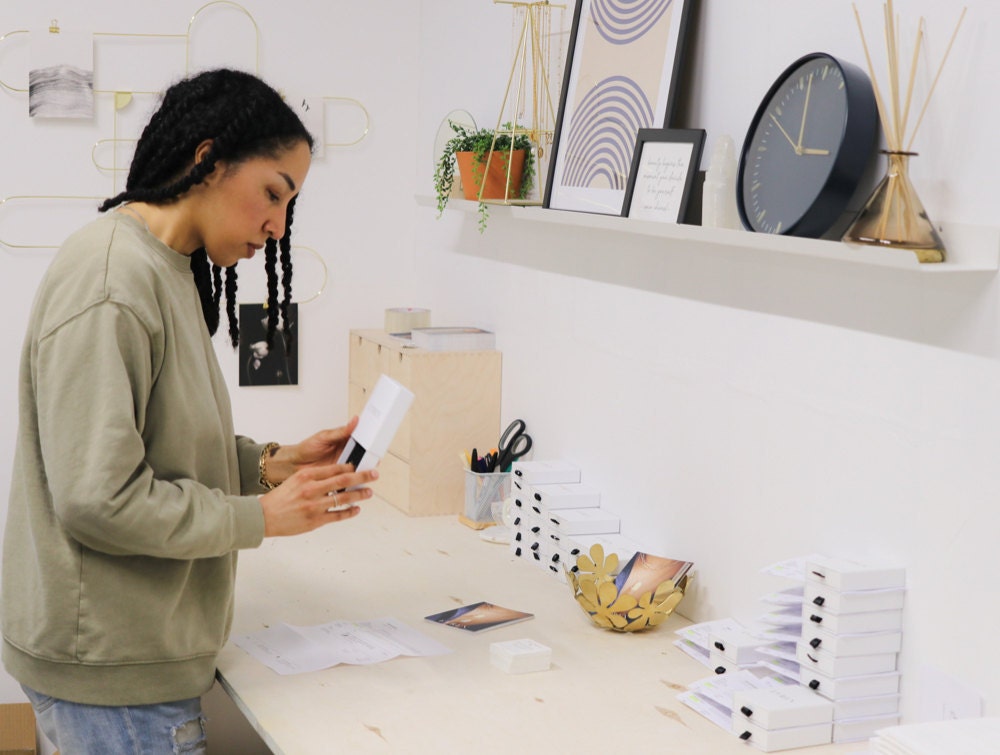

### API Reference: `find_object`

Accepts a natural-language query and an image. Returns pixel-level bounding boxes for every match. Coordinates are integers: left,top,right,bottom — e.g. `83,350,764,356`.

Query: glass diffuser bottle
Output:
842,150,945,263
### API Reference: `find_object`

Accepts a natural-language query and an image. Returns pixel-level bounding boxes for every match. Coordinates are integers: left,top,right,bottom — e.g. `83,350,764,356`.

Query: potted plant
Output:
433,121,536,232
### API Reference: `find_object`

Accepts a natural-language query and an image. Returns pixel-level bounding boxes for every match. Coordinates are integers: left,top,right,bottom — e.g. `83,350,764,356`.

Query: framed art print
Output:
622,128,705,223
543,0,696,216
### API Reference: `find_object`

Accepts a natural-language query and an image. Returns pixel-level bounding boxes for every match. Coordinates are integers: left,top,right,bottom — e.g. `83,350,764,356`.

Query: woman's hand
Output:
259,462,377,537
264,418,360,485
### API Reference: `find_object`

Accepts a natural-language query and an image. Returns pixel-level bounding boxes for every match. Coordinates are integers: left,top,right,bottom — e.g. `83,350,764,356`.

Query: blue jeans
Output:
21,685,207,754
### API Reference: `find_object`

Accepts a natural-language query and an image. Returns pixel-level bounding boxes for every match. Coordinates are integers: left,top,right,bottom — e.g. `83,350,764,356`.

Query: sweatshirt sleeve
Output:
34,300,266,559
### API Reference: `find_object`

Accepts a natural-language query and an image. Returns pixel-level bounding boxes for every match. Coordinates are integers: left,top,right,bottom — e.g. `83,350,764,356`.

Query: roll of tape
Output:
385,307,431,333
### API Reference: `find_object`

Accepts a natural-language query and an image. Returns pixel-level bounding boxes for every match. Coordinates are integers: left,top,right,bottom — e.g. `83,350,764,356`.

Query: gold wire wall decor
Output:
0,2,369,269
844,1,967,263
481,0,566,206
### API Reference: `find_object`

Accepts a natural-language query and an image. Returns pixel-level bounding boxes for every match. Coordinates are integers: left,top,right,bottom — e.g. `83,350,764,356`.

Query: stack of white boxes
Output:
508,460,638,579
731,685,835,752
797,556,905,743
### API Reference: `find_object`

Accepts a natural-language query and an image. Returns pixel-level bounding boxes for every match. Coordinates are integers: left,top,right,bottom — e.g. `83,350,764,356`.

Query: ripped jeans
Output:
21,685,207,754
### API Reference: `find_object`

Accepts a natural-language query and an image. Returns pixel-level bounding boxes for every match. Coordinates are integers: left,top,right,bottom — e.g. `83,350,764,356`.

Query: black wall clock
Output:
737,52,879,238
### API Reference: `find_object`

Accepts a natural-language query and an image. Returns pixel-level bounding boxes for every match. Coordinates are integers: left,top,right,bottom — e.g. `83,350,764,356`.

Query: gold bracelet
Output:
258,442,280,490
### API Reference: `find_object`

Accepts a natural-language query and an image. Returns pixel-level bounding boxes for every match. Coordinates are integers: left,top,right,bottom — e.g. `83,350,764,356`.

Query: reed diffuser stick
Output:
905,6,967,151
852,4,896,150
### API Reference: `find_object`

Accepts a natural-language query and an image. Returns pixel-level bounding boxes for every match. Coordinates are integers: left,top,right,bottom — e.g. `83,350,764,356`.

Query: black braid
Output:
263,240,280,349
278,197,296,355
224,266,239,348
98,69,313,345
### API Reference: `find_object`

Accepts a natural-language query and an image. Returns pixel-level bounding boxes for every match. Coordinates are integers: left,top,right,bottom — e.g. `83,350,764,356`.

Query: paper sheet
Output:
233,617,451,675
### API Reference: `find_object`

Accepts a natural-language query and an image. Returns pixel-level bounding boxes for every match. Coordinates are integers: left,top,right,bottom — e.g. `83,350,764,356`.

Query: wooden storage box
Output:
348,329,501,516
0,703,37,755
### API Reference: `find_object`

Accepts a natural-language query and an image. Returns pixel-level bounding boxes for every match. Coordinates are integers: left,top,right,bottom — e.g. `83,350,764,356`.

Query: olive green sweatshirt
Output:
2,211,267,706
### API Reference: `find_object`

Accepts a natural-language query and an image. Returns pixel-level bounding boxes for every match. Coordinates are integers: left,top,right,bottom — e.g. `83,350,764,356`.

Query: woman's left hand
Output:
265,417,359,486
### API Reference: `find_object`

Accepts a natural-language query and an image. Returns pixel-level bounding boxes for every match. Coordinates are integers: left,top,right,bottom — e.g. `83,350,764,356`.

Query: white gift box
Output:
733,685,834,730
796,643,897,678
801,627,903,657
833,713,901,743
710,627,770,666
529,482,601,510
800,669,901,701
802,605,903,634
544,507,620,536
804,584,905,614
490,638,551,674
832,693,900,720
805,556,905,592
511,460,581,485
735,721,833,752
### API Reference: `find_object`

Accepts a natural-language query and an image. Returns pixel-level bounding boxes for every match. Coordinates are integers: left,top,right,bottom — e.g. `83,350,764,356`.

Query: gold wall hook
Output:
323,97,372,148
0,195,104,249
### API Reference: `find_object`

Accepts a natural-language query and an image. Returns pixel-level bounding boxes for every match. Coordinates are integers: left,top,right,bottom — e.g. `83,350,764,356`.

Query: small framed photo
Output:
621,128,705,223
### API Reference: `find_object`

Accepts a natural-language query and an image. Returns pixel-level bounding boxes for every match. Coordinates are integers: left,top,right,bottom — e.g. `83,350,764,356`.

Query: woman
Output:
1,69,374,753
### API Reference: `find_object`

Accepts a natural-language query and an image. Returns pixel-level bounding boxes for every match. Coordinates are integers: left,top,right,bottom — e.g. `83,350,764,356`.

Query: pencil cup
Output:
464,470,511,523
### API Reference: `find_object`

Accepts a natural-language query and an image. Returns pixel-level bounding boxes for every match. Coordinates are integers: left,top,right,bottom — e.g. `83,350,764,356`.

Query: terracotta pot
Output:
455,149,526,202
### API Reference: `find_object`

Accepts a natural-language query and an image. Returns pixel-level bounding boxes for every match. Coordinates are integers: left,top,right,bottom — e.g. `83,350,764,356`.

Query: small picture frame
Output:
621,128,705,224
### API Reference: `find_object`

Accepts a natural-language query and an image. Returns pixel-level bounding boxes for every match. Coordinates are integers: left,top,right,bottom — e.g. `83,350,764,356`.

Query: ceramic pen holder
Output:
566,545,690,632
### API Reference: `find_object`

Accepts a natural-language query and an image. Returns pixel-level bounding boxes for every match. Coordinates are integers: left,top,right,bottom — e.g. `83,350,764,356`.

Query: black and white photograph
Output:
28,29,94,119
239,302,299,386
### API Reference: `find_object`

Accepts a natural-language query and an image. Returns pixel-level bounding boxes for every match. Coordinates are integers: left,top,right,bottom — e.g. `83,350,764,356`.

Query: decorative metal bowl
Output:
565,544,691,632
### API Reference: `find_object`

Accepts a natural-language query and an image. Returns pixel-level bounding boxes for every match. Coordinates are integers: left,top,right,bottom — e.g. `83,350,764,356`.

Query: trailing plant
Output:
433,121,536,232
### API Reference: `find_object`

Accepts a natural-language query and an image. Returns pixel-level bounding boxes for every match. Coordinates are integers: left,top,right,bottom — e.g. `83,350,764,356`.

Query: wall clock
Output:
737,52,879,238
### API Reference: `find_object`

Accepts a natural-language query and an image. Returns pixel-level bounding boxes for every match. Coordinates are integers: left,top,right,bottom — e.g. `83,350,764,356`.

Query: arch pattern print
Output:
590,0,674,45
543,0,694,215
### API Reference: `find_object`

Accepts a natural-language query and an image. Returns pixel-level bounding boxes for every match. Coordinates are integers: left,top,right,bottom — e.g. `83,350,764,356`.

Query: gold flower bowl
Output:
565,545,690,632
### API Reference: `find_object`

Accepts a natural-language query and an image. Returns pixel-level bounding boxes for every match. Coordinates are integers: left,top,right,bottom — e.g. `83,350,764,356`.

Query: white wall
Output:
1,0,998,745
412,0,1000,725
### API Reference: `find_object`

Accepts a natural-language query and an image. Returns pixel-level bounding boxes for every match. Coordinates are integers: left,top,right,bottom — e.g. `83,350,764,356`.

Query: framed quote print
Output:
543,0,696,216
621,128,705,223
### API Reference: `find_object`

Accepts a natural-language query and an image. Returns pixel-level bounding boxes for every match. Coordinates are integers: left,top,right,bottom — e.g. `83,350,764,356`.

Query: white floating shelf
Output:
418,195,999,274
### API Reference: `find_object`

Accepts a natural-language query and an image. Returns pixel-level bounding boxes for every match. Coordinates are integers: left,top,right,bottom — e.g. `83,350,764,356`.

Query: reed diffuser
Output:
843,1,966,263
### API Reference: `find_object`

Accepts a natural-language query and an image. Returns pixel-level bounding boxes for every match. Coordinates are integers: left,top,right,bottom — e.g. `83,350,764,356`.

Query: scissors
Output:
493,419,532,472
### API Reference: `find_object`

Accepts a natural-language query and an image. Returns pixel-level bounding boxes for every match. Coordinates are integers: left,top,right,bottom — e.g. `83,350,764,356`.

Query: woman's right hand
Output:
258,463,377,537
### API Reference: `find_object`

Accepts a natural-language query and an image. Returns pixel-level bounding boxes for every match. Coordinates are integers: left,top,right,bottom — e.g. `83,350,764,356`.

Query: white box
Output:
802,627,903,657
802,606,903,634
735,721,833,752
555,532,643,565
801,670,901,701
796,643,897,678
805,584,905,614
511,460,581,485
833,713,901,743
544,507,620,536
805,556,906,592
490,638,551,674
710,627,770,666
529,482,601,510
337,373,414,473
733,686,834,729
832,694,900,720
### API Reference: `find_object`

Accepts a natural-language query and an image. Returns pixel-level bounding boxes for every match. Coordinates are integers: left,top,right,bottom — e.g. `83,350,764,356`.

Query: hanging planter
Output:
455,148,526,203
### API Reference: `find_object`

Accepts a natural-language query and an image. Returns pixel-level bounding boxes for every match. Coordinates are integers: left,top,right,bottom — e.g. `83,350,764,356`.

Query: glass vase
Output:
842,151,945,263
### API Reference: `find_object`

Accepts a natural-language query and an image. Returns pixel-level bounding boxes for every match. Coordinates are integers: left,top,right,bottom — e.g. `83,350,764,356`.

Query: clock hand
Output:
768,113,801,154
796,72,814,152
800,147,831,156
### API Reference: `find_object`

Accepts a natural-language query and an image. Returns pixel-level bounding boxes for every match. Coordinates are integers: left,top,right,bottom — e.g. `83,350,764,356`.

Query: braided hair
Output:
99,68,313,348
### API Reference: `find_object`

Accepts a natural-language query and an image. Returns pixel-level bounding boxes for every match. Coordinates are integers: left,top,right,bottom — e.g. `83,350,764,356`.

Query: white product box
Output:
833,713,901,743
555,533,644,567
805,556,906,592
709,653,739,676
544,507,620,536
511,460,581,485
490,638,551,674
796,644,897,678
802,606,903,634
832,694,900,720
735,721,833,752
529,482,601,510
805,584,906,614
801,627,903,657
710,627,770,666
733,686,834,730
801,670,901,701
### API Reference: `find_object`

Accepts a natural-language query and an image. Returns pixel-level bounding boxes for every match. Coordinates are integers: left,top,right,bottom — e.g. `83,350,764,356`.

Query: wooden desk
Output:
216,499,856,754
